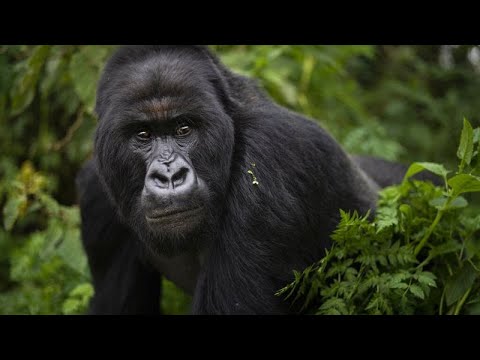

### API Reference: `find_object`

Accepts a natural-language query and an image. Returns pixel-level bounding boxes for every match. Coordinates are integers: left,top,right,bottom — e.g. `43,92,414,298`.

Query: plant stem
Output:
453,287,472,315
51,107,85,151
417,255,433,269
414,210,444,256
439,287,446,315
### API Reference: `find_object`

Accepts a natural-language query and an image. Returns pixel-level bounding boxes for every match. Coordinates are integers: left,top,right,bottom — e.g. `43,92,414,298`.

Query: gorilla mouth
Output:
145,206,204,222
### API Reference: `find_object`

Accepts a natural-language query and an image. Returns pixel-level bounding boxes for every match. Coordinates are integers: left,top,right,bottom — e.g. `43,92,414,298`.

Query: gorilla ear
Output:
201,47,269,116
196,47,246,114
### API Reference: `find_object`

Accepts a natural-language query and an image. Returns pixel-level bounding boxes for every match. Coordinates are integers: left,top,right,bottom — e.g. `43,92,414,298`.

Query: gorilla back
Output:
77,45,385,314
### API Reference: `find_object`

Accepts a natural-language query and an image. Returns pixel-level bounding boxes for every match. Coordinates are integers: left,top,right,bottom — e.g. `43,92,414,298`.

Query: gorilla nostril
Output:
152,173,170,188
172,167,189,188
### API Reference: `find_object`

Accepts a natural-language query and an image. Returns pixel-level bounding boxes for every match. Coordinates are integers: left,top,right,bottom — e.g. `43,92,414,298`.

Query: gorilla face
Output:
94,47,235,256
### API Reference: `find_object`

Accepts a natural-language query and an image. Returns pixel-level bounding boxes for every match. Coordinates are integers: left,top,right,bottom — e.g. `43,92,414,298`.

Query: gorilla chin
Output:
139,190,209,256
140,215,208,258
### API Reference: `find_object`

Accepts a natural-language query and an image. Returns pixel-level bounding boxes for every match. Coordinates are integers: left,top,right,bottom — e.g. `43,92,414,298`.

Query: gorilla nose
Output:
145,156,197,195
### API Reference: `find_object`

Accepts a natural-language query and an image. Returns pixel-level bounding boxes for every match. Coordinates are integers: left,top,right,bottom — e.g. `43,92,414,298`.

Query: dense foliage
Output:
1,45,479,314
277,119,480,315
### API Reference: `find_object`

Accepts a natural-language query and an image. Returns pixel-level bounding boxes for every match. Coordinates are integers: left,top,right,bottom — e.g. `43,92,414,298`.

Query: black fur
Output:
77,46,434,314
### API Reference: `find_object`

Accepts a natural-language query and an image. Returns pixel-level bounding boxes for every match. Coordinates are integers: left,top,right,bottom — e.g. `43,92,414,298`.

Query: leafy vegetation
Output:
278,119,480,315
1,45,479,314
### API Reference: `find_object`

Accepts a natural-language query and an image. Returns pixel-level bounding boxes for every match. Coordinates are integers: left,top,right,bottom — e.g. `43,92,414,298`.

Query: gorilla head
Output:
94,46,235,256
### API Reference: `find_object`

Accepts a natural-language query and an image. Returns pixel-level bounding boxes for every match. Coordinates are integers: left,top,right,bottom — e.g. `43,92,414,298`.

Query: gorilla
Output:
77,45,422,314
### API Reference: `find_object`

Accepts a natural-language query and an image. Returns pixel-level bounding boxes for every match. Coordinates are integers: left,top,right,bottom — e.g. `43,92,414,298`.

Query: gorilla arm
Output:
76,160,162,314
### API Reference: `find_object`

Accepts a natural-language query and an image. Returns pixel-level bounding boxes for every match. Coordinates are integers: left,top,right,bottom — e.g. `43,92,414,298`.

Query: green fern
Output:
278,119,480,315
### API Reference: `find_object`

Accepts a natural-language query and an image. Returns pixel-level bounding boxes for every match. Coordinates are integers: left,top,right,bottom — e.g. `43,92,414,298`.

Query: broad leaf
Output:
417,272,437,288
429,196,468,210
427,241,462,259
56,227,89,277
448,174,480,195
409,284,425,299
10,45,50,116
69,46,110,113
473,128,480,144
403,162,448,182
445,263,476,306
3,194,27,231
457,118,474,166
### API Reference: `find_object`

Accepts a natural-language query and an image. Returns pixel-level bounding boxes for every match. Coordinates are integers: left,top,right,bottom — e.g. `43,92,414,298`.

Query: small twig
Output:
247,163,259,185
439,287,446,315
454,287,472,315
414,207,445,256
51,107,85,151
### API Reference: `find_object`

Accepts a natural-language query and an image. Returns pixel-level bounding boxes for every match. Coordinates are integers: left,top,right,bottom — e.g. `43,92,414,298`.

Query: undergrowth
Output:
278,119,480,315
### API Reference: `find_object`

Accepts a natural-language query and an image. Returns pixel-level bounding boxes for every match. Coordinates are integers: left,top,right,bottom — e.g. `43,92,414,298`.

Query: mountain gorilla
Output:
77,45,412,314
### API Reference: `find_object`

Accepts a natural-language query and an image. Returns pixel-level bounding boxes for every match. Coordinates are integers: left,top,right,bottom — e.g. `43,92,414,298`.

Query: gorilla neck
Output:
146,249,204,295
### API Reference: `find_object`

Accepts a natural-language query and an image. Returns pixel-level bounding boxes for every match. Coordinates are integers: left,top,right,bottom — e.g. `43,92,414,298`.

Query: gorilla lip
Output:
146,206,203,221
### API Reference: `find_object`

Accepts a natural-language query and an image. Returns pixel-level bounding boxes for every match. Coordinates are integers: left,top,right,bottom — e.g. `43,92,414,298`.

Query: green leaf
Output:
37,193,60,216
429,196,468,210
399,204,412,217
416,272,437,288
41,218,65,258
375,206,397,232
3,193,27,230
10,45,50,116
448,196,469,209
403,162,449,182
69,46,110,113
69,282,93,298
62,283,94,315
39,47,69,98
409,284,425,299
445,263,476,306
161,279,192,315
318,298,349,315
457,118,474,166
390,282,408,289
55,227,89,277
448,174,480,196
473,128,480,145
388,272,410,289
428,241,462,259
429,196,448,209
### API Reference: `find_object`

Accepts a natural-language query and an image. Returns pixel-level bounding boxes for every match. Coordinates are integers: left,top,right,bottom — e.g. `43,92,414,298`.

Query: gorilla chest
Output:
149,252,202,295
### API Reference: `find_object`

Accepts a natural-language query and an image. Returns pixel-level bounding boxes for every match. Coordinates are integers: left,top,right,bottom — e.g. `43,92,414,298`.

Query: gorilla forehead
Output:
119,55,214,102
96,46,229,125
107,57,222,123
135,97,183,121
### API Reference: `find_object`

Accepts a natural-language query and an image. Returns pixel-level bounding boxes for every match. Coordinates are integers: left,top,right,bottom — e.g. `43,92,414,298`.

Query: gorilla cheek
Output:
192,127,233,201
98,150,145,219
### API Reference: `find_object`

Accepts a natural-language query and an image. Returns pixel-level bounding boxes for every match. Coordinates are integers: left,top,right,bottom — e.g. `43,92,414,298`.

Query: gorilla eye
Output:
137,130,152,140
175,125,192,137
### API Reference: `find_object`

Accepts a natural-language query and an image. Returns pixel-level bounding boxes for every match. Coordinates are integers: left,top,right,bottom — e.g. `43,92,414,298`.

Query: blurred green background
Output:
1,45,479,314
